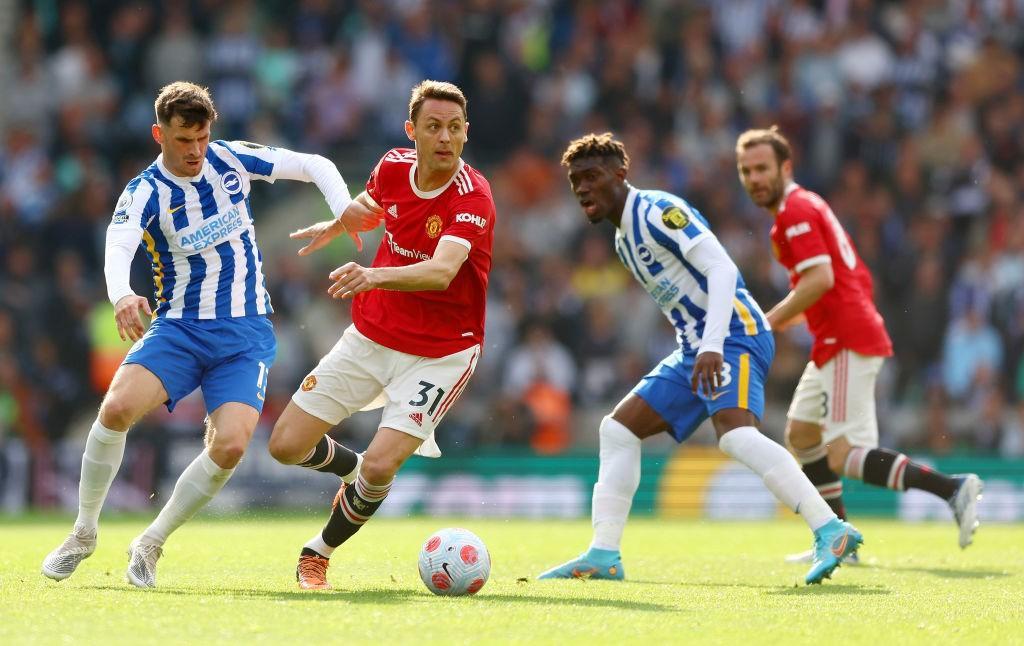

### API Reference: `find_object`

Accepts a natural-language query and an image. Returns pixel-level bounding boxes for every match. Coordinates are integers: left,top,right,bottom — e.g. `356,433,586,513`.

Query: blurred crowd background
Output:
2,0,1024,506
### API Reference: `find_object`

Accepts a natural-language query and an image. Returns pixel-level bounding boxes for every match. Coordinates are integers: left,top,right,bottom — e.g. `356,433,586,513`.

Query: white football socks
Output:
590,416,642,551
141,450,234,546
718,426,835,531
304,534,336,558
74,419,128,533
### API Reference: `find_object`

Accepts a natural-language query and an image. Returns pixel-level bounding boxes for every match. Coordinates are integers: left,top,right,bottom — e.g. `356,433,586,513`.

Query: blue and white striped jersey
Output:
614,187,770,353
108,140,342,319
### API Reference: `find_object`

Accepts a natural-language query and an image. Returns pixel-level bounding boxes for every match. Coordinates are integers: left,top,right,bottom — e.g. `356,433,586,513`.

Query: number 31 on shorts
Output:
409,380,445,416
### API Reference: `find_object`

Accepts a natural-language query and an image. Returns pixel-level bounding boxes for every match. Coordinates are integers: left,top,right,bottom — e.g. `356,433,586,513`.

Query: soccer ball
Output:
417,527,491,596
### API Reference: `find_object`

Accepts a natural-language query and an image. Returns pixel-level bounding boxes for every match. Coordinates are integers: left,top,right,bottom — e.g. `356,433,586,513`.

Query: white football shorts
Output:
291,325,480,458
787,349,885,447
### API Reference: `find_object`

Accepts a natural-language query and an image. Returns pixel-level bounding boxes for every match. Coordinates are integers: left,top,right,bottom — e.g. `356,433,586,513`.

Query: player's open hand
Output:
290,219,346,256
691,351,724,397
327,262,377,299
114,294,152,342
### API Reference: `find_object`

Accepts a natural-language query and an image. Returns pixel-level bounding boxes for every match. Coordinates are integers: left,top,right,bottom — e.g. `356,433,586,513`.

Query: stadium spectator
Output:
1,0,1023,515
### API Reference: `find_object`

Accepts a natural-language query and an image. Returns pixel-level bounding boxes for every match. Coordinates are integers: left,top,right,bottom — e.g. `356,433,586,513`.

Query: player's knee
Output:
210,435,248,467
267,431,303,464
98,396,136,431
827,445,850,475
360,452,400,484
786,421,822,451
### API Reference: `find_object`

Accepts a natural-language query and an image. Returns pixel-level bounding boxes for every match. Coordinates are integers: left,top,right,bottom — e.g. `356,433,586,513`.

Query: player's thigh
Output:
820,351,883,448
200,319,276,415
629,349,708,442
705,333,774,437
361,427,425,485
118,317,205,415
378,344,481,454
290,325,391,427
100,363,172,429
609,393,669,439
787,360,826,430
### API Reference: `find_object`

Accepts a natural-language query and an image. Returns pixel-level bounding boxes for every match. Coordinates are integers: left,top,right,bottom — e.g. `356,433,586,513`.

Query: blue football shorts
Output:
631,332,775,442
123,315,276,414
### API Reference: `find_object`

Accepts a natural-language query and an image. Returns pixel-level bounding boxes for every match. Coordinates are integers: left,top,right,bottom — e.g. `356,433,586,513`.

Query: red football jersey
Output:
770,183,893,366
353,148,495,358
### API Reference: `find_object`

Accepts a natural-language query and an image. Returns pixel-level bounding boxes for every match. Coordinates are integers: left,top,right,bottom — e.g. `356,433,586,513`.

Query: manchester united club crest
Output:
301,375,317,392
425,214,443,238
661,206,689,230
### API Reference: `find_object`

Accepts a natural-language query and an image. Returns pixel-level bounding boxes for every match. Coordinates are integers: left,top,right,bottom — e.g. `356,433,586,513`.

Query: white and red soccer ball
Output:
417,528,491,596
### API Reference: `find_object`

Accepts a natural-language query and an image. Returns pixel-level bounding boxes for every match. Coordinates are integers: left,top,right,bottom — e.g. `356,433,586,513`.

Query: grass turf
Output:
1,516,1021,645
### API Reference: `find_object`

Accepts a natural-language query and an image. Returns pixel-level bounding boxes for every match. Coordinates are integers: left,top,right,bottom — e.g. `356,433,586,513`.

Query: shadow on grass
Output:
860,564,1012,580
765,584,891,596
80,584,676,611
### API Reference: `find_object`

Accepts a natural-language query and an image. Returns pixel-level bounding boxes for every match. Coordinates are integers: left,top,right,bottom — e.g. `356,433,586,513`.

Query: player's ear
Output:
151,123,162,145
781,158,793,177
463,121,469,140
404,120,415,142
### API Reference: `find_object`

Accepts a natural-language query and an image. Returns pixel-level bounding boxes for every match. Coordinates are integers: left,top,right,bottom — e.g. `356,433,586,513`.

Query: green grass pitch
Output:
2,516,1022,644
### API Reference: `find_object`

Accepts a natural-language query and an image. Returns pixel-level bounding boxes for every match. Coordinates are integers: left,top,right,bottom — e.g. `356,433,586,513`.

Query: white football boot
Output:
949,474,983,549
126,537,164,588
42,524,97,581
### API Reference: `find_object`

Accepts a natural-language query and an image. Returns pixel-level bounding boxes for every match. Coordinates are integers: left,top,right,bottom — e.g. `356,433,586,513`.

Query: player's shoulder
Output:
112,163,161,221
779,185,828,221
379,147,418,166
453,161,493,200
122,162,162,199
636,188,706,231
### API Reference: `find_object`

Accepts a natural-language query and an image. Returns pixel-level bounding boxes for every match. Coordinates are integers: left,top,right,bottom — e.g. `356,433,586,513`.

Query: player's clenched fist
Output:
113,294,152,342
328,262,377,299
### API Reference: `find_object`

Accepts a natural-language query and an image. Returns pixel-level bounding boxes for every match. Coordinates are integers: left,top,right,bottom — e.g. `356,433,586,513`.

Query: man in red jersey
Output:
736,127,983,560
267,80,495,590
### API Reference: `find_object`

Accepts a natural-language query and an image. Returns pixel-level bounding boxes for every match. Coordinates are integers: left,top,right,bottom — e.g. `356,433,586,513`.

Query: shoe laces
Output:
135,542,163,566
298,555,329,582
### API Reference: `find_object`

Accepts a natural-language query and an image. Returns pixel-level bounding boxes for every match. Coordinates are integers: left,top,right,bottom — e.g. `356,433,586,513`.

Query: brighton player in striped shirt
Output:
736,127,982,562
538,133,862,585
41,82,381,587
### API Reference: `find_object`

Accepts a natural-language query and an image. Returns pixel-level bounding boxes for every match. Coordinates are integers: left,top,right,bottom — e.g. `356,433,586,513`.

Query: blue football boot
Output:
805,519,864,585
537,548,625,580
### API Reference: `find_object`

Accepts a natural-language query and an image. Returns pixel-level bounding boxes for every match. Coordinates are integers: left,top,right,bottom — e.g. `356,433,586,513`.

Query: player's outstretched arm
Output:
326,240,469,299
290,192,383,255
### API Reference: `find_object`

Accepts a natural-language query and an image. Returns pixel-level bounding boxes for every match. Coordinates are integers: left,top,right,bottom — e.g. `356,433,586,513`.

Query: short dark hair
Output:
736,126,792,164
408,80,468,123
560,132,630,170
154,81,218,127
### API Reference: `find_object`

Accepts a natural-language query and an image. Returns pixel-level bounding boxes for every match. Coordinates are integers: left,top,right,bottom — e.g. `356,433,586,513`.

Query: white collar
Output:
408,157,465,199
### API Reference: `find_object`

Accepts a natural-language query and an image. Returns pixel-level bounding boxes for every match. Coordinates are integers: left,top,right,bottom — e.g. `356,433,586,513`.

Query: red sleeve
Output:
777,199,831,273
439,191,495,248
364,155,386,206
